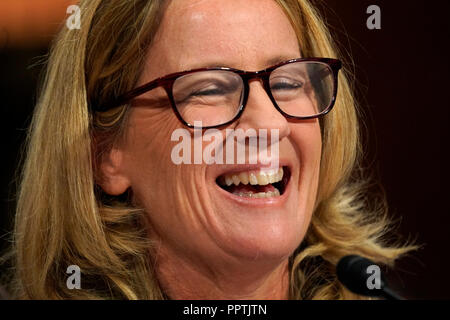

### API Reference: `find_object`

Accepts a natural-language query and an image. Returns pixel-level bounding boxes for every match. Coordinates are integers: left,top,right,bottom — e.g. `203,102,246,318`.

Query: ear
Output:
97,147,131,196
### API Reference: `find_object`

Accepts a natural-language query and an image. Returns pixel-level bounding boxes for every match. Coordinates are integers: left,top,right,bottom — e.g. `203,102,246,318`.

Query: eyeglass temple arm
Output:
97,80,161,111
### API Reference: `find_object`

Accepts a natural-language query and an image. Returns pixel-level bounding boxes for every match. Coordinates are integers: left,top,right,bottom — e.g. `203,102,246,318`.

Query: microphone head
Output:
336,255,386,297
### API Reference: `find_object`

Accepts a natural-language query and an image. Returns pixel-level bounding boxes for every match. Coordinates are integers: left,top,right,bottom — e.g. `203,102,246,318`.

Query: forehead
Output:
144,0,301,76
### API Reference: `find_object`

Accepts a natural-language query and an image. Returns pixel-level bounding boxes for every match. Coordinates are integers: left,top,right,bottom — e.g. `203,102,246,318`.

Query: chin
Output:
204,161,311,263
220,223,307,263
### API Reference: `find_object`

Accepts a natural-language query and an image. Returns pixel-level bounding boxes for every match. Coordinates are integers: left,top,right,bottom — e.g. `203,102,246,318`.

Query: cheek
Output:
291,120,322,214
122,108,210,238
291,120,322,172
125,109,179,178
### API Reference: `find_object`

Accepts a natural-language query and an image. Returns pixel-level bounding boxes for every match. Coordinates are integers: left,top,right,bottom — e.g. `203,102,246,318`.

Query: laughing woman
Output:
3,0,415,299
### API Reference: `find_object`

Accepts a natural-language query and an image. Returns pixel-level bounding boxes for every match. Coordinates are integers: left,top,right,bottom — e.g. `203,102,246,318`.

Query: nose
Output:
236,80,291,141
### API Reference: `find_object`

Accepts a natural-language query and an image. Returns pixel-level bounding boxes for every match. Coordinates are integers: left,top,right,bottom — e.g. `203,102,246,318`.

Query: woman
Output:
3,0,414,299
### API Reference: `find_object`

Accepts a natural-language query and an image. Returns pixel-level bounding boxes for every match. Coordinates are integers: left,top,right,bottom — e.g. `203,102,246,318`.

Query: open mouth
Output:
216,166,291,198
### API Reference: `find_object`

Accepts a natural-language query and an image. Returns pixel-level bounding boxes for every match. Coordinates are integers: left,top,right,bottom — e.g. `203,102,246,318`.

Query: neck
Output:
154,245,290,300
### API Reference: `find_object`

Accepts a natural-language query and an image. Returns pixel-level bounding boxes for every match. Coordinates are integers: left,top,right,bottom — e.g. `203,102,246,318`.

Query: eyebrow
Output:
187,55,300,70
266,55,300,66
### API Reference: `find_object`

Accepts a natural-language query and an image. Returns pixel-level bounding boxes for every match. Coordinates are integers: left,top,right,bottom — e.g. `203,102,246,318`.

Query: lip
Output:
211,160,293,208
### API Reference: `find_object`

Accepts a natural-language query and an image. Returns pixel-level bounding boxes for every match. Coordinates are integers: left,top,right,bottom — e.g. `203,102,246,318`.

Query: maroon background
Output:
1,0,449,299
322,0,450,299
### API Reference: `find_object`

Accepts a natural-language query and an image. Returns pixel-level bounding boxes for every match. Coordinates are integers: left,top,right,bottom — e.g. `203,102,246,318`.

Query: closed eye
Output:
271,81,304,90
191,86,229,97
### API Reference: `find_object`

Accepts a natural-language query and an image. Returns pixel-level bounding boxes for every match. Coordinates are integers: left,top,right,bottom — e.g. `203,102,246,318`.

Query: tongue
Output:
227,184,276,194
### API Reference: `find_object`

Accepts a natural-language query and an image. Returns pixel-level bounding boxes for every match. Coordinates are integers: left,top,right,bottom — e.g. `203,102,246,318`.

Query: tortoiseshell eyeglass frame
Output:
94,58,342,129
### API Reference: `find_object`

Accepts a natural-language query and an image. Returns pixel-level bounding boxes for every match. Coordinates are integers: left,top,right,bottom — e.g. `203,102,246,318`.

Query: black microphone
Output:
336,255,405,300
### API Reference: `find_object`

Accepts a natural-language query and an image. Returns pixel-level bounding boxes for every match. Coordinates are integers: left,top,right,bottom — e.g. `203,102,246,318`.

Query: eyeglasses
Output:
96,58,342,129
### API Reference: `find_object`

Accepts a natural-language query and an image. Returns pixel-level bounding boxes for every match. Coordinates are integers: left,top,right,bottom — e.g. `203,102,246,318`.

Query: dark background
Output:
1,1,449,299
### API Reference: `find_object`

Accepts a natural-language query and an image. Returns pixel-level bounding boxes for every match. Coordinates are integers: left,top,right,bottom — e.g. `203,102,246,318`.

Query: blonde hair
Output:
2,0,416,299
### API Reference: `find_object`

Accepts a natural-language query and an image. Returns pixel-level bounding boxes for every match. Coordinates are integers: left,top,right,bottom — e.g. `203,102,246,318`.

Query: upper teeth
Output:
219,167,284,186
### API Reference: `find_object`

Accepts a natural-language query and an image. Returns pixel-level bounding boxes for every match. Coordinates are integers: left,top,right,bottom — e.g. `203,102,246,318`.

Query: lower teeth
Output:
232,188,281,198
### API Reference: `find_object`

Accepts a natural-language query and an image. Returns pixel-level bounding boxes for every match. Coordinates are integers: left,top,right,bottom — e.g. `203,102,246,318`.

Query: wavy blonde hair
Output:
2,0,415,299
